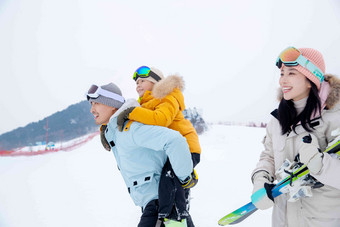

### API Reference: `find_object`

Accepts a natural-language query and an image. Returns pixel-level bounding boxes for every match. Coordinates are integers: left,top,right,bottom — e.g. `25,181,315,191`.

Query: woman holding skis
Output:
251,47,340,226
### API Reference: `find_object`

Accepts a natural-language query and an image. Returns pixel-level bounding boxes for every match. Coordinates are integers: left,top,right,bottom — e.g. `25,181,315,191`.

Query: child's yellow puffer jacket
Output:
129,75,201,155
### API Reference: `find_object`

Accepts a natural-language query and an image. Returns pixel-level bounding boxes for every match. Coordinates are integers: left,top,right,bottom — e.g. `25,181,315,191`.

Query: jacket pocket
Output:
129,172,154,189
128,173,157,207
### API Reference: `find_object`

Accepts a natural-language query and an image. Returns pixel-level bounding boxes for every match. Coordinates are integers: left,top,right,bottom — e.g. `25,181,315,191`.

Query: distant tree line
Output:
216,121,267,128
183,107,208,134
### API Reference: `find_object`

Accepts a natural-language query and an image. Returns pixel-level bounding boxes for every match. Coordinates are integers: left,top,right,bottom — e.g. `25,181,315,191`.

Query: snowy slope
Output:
0,125,272,227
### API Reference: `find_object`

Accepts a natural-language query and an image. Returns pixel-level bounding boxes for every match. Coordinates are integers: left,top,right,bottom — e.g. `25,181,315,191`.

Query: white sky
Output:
1,0,340,134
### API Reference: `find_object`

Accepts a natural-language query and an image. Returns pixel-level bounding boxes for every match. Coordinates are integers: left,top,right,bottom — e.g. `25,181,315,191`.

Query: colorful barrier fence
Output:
0,131,100,157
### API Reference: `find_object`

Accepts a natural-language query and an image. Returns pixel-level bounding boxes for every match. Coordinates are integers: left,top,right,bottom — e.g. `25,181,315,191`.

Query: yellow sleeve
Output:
129,95,180,127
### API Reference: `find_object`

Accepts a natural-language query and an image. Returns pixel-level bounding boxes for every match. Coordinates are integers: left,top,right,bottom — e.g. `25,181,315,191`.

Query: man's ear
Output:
112,107,118,114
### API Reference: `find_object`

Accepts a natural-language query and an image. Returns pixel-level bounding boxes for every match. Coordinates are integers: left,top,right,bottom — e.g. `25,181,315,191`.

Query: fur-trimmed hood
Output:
111,98,140,120
277,74,340,110
152,74,185,99
324,74,340,109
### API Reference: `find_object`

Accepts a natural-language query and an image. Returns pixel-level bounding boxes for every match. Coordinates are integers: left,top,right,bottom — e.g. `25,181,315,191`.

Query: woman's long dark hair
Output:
278,80,322,135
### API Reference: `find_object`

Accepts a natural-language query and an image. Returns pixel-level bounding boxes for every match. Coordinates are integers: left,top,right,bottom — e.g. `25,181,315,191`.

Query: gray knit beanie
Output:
87,83,125,109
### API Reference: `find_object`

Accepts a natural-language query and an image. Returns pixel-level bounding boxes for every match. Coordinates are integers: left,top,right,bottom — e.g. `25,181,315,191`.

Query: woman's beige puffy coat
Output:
252,74,340,227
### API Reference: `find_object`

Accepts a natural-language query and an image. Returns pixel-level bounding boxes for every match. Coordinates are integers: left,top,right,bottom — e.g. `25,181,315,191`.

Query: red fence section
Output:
0,131,100,157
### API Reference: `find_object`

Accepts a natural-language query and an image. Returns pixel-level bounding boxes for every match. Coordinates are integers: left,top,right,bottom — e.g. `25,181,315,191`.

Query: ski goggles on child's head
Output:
86,84,125,103
132,66,162,82
275,46,324,83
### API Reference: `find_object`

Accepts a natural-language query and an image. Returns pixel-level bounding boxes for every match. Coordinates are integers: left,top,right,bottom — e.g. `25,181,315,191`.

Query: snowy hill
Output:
0,101,97,150
0,125,272,227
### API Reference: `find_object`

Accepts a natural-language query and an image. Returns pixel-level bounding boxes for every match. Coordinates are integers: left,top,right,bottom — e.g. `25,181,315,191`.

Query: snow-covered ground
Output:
0,125,272,227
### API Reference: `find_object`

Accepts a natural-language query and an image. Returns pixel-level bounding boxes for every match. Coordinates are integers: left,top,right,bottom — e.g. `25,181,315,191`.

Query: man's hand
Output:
117,107,136,132
181,169,198,189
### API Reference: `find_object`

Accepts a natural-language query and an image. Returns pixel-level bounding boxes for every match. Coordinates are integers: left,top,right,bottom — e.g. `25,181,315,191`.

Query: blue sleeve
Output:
131,123,193,181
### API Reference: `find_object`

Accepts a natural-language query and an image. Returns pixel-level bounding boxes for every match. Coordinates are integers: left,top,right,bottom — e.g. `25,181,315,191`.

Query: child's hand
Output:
181,169,198,189
117,107,136,131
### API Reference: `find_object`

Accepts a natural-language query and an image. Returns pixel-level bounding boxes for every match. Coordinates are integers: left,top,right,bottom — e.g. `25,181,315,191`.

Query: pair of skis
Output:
218,136,340,226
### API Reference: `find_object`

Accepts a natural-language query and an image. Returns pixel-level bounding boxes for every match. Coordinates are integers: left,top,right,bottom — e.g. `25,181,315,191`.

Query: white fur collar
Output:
110,98,140,120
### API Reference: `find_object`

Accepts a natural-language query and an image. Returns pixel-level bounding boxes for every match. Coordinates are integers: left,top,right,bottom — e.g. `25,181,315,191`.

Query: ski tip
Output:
218,214,241,225
218,202,258,226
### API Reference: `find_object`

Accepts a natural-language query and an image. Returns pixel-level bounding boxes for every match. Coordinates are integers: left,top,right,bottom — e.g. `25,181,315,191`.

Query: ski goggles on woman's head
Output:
132,66,162,82
86,84,125,103
275,46,324,82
